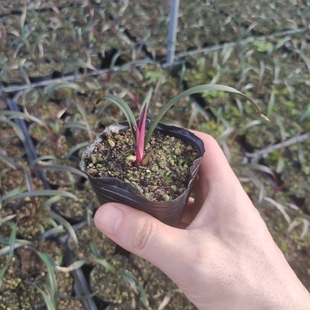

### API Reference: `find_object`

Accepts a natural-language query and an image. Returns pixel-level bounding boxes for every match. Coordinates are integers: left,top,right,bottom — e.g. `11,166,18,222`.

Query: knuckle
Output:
130,218,158,254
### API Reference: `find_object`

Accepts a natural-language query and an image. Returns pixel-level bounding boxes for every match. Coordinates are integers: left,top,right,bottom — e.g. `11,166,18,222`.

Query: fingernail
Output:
94,204,123,235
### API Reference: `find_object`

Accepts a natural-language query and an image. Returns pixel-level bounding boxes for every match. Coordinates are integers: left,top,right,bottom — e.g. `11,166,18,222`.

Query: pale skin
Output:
94,131,310,310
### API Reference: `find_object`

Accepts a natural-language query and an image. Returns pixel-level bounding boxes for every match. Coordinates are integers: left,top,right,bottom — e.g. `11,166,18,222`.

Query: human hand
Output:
94,131,310,309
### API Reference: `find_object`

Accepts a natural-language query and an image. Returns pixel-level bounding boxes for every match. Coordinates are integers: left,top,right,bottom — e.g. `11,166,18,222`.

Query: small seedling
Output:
97,84,269,164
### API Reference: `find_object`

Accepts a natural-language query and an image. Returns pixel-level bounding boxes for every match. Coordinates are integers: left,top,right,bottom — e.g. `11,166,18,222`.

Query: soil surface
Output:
84,128,199,201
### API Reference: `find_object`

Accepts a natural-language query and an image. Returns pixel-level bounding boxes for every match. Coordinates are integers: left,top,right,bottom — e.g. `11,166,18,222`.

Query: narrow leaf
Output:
0,264,9,287
47,211,78,245
1,119,25,142
36,251,57,295
0,186,26,207
35,286,56,310
97,95,137,141
0,110,57,142
4,222,18,261
0,214,16,224
35,163,87,178
56,260,86,272
76,102,94,140
94,258,114,272
2,189,78,207
118,269,138,292
264,197,291,224
145,84,269,145
45,82,81,98
36,196,63,213
30,155,56,166
0,241,32,256
0,149,18,170
64,142,89,160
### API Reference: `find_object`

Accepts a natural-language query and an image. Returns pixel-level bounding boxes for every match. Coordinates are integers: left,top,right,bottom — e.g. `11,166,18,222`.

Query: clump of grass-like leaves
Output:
97,84,269,164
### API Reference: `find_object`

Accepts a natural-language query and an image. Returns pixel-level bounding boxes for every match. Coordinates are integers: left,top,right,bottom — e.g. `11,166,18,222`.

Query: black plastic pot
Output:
81,120,205,227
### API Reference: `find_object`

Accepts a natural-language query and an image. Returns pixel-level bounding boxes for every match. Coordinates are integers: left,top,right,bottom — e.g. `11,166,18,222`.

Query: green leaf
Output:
41,225,66,239
118,269,138,292
35,163,87,178
45,82,81,98
7,223,17,261
76,102,94,140
70,259,86,270
0,110,56,141
56,260,86,272
30,155,56,166
0,214,16,224
36,196,63,213
64,142,89,160
239,120,262,132
0,240,32,256
300,51,310,72
0,186,26,208
0,264,9,288
0,149,18,170
264,197,290,224
47,211,78,245
32,250,59,309
145,84,269,145
97,95,137,141
1,189,78,207
1,119,25,142
94,258,114,272
35,286,56,310
299,106,310,122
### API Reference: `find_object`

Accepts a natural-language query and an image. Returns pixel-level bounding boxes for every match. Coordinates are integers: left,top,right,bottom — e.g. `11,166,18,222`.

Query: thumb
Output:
94,202,188,277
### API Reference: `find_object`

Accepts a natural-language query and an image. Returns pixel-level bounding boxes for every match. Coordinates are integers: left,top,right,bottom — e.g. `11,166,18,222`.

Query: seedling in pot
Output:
97,88,152,165
83,84,268,225
96,84,268,165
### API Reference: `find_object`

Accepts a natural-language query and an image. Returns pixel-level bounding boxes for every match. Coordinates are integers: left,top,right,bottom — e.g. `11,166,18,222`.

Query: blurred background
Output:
0,0,309,309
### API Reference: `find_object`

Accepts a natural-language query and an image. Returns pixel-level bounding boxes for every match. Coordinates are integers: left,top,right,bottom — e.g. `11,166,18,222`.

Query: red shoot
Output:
135,101,148,164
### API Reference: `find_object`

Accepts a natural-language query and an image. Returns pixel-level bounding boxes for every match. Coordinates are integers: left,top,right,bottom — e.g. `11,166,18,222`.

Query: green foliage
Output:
147,84,268,146
302,166,310,176
252,40,274,53
1,0,310,306
97,84,267,164
145,70,165,83
202,90,228,99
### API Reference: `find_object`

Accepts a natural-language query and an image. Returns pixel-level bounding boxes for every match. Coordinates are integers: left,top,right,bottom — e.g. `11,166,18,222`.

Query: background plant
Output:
0,0,309,308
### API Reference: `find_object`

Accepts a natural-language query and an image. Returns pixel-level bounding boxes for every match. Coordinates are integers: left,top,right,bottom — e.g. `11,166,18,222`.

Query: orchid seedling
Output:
97,88,152,164
97,84,269,165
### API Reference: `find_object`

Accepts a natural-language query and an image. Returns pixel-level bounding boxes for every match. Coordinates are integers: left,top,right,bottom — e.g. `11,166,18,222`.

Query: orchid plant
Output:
97,84,269,165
